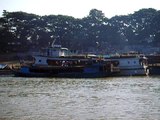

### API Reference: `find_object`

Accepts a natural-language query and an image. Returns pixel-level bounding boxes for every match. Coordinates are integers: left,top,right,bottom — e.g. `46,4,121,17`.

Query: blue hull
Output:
13,66,113,78
14,71,111,78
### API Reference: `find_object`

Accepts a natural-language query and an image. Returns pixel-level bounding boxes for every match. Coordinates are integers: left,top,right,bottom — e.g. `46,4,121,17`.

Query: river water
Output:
0,76,160,120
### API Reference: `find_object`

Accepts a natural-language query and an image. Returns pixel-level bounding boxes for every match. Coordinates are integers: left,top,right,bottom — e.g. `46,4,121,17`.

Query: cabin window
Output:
39,60,42,63
128,61,130,64
134,61,136,64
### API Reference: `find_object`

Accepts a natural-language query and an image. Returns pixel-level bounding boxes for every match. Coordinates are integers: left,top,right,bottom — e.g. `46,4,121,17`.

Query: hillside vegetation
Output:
0,8,160,54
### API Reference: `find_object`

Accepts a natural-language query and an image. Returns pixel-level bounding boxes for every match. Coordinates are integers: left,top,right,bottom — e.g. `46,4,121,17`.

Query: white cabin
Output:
32,45,78,66
32,45,69,65
43,45,69,57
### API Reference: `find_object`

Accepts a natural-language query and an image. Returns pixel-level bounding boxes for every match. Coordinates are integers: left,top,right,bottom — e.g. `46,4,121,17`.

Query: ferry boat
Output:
12,45,119,78
104,54,147,76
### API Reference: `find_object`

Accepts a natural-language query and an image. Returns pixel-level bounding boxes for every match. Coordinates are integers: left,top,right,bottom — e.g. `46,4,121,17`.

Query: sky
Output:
0,0,160,18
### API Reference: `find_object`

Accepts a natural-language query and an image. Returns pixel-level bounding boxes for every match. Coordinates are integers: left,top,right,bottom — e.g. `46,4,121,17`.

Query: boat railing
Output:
111,66,120,72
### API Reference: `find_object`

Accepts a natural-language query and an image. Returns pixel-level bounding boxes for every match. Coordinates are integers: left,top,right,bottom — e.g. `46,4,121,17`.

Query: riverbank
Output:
0,54,21,76
0,53,32,71
0,61,19,76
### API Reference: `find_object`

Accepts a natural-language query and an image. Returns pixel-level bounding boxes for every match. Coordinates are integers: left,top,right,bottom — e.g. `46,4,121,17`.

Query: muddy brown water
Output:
0,76,160,120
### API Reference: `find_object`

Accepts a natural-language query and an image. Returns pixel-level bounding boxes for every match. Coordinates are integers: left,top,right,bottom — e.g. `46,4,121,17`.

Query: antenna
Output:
51,38,56,47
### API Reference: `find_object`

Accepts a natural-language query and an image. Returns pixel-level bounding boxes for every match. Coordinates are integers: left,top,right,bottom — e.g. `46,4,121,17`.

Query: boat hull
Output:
13,65,112,78
116,68,146,76
13,70,56,77
13,70,110,78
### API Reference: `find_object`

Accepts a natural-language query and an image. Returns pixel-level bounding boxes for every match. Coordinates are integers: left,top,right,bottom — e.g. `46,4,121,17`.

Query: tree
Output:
0,8,160,54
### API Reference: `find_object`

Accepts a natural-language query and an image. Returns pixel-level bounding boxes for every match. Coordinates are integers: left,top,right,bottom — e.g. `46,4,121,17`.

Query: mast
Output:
51,39,56,48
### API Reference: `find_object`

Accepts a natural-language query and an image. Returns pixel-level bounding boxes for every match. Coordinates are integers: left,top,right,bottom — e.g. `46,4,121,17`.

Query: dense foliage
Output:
0,8,160,54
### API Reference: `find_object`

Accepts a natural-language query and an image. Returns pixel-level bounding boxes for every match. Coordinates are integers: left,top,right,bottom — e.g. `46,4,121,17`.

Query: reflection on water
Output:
0,76,160,120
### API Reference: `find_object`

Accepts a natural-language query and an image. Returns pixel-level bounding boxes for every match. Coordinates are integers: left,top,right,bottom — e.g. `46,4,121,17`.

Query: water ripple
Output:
0,76,160,120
